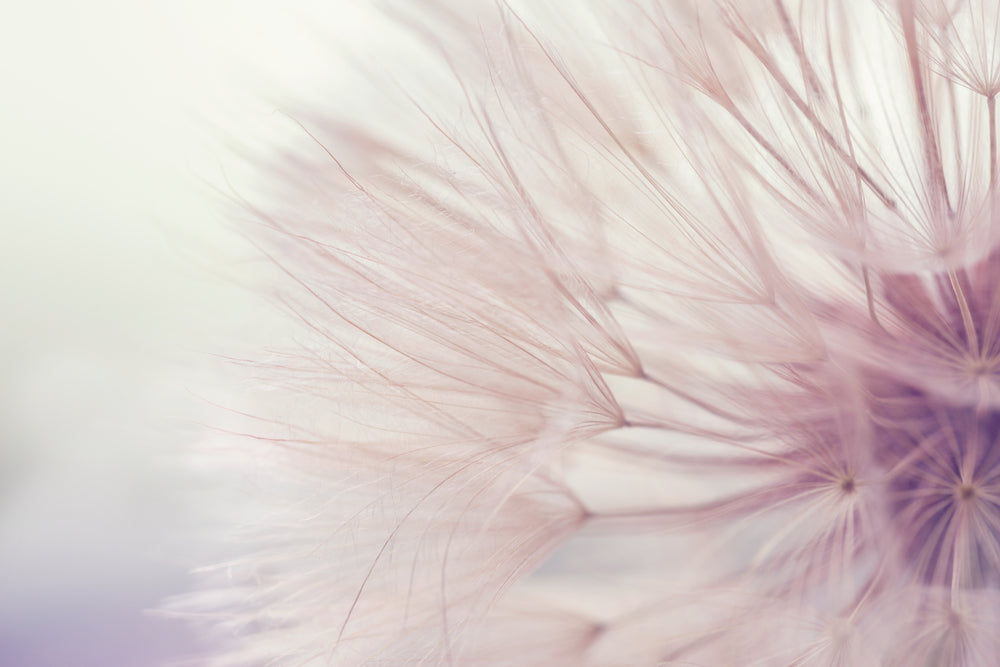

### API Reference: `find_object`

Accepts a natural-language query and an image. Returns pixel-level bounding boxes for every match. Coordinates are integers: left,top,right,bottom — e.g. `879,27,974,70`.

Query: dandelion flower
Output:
191,0,1000,664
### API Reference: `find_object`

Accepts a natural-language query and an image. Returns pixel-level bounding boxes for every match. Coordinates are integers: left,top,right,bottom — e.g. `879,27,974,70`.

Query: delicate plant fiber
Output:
191,1,1000,665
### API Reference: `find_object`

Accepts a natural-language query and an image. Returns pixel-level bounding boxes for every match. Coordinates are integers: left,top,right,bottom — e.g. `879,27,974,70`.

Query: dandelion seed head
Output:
183,0,1000,664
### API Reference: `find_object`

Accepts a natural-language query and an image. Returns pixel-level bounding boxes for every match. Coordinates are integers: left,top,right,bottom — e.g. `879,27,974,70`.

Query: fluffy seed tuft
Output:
187,1,1000,665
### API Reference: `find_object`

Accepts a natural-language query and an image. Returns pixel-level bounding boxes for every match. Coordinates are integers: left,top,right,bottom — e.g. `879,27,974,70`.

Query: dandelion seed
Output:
188,0,1000,664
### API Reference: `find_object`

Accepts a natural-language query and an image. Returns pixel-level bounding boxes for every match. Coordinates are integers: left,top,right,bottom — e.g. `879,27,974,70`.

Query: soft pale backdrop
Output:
0,2,382,664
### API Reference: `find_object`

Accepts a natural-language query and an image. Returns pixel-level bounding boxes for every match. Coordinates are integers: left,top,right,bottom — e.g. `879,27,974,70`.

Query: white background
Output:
0,2,381,664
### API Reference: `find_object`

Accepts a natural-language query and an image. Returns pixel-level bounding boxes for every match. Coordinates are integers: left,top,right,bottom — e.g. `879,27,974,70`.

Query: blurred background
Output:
0,2,380,664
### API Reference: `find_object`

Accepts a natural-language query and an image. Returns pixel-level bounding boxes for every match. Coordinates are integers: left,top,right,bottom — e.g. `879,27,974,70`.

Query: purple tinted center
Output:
872,369,1000,587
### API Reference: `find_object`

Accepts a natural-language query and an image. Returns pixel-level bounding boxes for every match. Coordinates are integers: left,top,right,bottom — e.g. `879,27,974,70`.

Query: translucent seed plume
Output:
187,1,1000,665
